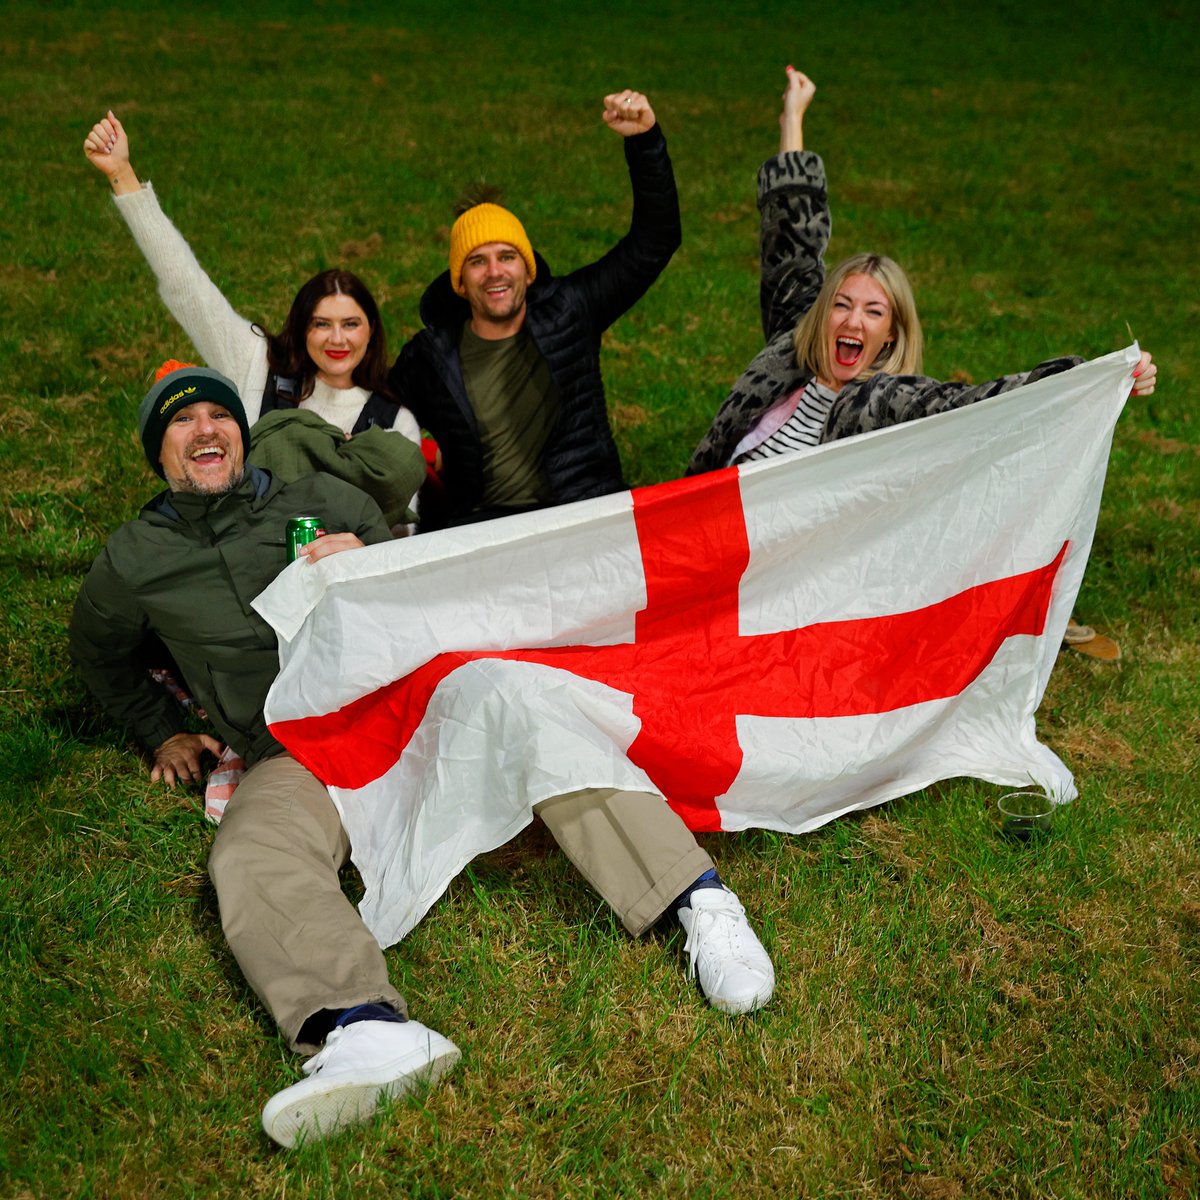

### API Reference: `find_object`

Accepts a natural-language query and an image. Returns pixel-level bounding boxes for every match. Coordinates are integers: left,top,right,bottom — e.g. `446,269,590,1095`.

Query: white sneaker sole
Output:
263,1037,461,1148
706,977,775,1016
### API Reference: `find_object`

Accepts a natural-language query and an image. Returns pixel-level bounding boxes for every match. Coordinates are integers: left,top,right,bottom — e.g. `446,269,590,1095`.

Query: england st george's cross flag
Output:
255,346,1138,948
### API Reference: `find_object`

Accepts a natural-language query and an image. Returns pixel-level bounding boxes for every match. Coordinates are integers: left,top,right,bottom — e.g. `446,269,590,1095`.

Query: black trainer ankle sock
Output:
673,867,724,912
297,1002,405,1046
296,1008,339,1047
335,1002,407,1029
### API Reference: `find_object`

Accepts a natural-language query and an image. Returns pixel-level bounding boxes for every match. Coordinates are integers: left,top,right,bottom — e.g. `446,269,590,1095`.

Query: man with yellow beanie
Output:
389,89,681,532
389,92,775,1018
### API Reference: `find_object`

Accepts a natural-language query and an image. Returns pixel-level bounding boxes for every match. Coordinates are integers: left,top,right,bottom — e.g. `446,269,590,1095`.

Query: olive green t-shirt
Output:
459,322,561,510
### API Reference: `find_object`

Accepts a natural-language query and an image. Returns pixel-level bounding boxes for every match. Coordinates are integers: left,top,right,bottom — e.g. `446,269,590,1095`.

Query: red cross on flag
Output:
256,347,1137,947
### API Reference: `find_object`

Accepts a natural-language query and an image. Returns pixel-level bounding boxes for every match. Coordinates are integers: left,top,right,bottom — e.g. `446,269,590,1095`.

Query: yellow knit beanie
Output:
449,204,537,295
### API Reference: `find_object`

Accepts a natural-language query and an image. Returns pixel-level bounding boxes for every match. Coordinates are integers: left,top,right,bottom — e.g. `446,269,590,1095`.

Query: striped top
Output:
736,378,839,463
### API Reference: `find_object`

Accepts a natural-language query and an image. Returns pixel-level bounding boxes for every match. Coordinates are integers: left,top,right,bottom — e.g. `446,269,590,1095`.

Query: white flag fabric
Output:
255,346,1136,948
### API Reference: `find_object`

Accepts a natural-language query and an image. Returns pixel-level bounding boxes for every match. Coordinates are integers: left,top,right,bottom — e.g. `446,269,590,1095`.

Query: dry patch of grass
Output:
88,343,159,376
609,401,650,429
1052,722,1137,770
338,231,385,261
1134,429,1199,457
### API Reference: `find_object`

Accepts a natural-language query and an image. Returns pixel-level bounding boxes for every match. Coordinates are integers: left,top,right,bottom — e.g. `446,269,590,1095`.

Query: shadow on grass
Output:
0,703,128,785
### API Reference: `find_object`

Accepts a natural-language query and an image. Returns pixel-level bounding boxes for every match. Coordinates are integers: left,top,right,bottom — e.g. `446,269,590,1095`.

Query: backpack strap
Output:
263,371,399,434
260,371,300,414
351,392,402,435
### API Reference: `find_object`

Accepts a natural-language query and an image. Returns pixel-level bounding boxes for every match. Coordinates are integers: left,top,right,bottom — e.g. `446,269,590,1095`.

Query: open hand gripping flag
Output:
255,347,1137,947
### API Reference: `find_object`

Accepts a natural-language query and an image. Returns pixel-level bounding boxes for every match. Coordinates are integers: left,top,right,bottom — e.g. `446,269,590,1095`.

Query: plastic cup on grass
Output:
997,790,1054,842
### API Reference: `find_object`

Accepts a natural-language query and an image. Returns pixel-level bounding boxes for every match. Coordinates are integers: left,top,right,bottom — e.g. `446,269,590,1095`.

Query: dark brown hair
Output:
453,181,505,218
262,269,393,401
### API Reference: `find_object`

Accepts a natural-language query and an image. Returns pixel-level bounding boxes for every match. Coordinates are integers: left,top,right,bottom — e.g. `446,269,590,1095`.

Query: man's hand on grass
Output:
151,732,223,787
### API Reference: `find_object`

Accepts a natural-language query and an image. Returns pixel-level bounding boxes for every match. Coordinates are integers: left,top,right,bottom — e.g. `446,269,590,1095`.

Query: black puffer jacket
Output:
390,125,681,529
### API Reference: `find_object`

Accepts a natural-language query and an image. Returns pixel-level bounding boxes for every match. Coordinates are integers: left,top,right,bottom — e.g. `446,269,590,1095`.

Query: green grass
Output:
2,0,1198,1195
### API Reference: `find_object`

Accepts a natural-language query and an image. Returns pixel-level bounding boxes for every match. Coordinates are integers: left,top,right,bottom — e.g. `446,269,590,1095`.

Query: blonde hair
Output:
792,253,923,383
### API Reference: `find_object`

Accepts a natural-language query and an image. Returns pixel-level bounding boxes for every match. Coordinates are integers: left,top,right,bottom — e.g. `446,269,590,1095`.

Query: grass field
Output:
2,1,1198,1196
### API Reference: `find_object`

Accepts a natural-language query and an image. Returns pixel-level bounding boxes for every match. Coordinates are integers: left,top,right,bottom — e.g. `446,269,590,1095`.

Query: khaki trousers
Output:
208,759,712,1050
535,788,715,937
208,755,406,1053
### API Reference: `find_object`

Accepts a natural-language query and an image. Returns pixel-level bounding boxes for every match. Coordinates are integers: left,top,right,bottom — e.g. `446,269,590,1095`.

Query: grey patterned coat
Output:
686,150,1081,475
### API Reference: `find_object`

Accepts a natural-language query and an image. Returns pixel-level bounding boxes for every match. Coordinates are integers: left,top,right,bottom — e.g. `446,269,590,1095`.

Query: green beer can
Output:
286,516,326,563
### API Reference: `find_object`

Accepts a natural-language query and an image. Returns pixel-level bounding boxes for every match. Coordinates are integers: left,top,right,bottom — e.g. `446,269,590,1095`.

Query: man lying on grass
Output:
68,363,461,1148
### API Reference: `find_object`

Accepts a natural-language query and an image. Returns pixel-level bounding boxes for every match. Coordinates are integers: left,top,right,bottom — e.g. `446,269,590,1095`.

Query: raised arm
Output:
601,89,658,138
779,65,816,153
82,111,267,415
561,89,682,333
759,67,829,342
83,110,142,195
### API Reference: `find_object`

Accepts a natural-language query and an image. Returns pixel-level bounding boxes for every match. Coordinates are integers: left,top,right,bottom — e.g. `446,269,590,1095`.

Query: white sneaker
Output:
677,886,775,1015
261,1020,461,1148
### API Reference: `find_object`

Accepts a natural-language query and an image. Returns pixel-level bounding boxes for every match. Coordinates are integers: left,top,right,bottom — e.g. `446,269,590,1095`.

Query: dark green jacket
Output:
247,407,426,529
69,466,390,765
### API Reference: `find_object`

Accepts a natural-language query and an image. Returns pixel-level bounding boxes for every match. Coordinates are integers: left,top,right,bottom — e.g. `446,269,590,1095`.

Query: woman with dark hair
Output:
263,267,394,416
83,111,420,447
688,68,1154,475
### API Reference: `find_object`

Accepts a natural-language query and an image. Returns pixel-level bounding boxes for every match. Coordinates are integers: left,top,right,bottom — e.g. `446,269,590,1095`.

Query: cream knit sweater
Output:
112,185,419,445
